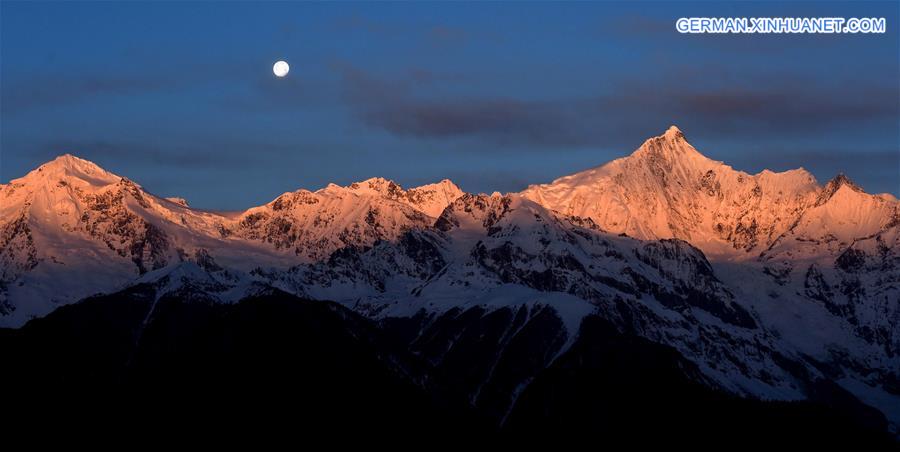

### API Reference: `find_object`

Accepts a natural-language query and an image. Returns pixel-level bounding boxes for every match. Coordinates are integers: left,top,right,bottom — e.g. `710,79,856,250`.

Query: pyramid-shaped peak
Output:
630,125,711,166
816,173,864,206
640,125,692,148
823,173,864,195
826,173,858,189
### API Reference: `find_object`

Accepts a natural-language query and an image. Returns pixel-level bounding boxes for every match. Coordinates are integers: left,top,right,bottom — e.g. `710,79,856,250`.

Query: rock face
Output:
1,127,898,434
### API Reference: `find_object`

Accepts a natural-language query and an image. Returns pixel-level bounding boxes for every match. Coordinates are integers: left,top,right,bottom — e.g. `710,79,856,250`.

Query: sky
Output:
1,1,897,210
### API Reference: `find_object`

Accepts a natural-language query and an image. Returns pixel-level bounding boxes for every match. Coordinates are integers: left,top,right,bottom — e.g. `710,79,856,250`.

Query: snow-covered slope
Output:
0,155,462,323
339,177,464,218
1,128,897,431
229,177,461,261
0,155,234,323
520,126,821,259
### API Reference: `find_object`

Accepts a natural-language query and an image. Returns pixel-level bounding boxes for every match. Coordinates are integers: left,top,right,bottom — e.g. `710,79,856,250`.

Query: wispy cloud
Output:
334,63,899,150
1,74,173,113
33,136,298,171
1,59,256,115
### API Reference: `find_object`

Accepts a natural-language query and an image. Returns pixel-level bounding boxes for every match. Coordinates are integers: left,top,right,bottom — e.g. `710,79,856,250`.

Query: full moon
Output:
273,60,289,77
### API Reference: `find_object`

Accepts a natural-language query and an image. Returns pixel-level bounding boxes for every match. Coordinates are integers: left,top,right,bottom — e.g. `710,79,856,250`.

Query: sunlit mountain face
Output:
1,127,897,444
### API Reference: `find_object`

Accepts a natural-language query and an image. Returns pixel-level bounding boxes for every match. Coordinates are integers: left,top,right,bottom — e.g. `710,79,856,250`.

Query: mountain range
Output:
1,126,897,441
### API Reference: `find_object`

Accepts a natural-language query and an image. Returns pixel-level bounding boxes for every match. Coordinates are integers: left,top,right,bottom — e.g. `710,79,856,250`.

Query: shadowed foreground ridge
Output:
0,289,894,445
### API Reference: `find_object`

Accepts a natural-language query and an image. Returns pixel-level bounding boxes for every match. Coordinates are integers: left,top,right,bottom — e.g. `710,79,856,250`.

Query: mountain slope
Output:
0,155,463,324
0,155,227,322
520,126,822,259
229,178,459,261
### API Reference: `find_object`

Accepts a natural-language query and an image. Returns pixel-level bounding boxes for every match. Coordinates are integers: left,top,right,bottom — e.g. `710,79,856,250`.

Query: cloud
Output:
32,136,297,171
334,63,899,151
1,74,173,113
1,58,255,115
670,85,897,131
336,64,588,146
359,98,575,145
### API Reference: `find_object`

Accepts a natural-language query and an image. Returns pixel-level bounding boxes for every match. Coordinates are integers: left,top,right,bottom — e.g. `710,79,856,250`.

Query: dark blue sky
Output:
2,1,897,209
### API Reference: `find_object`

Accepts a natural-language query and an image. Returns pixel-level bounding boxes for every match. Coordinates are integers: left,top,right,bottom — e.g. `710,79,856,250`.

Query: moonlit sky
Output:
1,1,897,209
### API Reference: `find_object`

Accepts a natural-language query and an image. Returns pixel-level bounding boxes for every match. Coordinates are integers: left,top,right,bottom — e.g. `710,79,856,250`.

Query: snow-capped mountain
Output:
0,154,460,323
521,126,823,259
230,177,462,261
1,127,897,433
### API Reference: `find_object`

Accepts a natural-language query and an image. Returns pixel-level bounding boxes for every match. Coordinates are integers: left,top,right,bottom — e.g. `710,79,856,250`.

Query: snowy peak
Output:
344,177,404,197
519,126,839,257
2,154,128,221
765,173,899,260
816,173,863,206
9,154,122,190
404,179,465,218
664,124,684,138
235,180,437,261
316,176,463,218
37,153,107,173
630,125,712,169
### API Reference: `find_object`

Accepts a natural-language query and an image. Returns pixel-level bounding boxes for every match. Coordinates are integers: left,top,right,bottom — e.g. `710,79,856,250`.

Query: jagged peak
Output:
825,173,860,190
825,173,863,194
347,177,463,194
318,176,463,200
314,178,392,197
638,125,687,146
352,176,396,188
346,177,408,201
320,177,403,195
815,173,865,206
